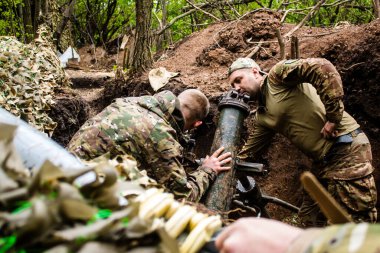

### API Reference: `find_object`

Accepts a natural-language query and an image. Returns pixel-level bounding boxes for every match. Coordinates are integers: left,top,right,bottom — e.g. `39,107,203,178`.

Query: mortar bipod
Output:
233,175,300,218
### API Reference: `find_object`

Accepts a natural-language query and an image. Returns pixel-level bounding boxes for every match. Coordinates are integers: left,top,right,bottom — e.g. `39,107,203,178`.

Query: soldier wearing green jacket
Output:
228,58,377,225
215,217,380,253
68,89,232,202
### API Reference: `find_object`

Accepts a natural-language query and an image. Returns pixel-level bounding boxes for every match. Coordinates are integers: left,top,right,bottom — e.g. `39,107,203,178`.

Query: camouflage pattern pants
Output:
299,131,377,227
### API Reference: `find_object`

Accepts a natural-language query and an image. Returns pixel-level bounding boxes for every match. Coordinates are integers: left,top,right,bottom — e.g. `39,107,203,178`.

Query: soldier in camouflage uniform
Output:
228,58,377,225
215,217,380,253
68,89,232,202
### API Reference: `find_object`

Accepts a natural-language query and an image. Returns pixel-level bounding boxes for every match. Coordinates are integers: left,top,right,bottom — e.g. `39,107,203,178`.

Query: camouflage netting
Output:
0,123,221,253
0,26,71,136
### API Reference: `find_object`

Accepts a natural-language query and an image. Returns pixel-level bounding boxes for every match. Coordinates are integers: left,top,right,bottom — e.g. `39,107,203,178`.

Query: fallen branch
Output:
245,38,264,58
282,0,351,12
183,0,258,11
185,0,221,21
157,0,245,35
226,1,241,17
280,0,351,23
320,0,354,7
156,8,198,35
284,0,327,38
280,9,291,22
278,0,299,10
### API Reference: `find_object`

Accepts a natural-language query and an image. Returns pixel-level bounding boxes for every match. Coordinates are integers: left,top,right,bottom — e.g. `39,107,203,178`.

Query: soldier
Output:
215,217,380,253
228,58,377,225
68,89,232,202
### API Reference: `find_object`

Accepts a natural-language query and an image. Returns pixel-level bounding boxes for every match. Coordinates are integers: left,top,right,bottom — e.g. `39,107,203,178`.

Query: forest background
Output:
1,0,379,74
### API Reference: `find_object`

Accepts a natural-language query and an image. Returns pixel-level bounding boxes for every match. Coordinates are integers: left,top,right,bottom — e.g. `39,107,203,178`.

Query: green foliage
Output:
277,0,374,26
150,0,376,47
0,0,23,38
0,0,376,52
73,0,136,46
0,235,17,253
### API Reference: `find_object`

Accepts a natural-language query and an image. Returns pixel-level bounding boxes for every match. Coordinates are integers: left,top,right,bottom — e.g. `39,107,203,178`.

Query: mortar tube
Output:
204,89,250,213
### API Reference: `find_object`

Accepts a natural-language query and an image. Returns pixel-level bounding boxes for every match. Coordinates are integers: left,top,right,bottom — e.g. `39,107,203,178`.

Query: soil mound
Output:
52,11,380,221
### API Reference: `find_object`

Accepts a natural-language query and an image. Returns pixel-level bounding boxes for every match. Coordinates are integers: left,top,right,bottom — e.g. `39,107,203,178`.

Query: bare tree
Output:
131,0,154,73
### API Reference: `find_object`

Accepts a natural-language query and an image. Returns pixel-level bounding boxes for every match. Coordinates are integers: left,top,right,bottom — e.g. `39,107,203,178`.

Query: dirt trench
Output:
50,11,380,222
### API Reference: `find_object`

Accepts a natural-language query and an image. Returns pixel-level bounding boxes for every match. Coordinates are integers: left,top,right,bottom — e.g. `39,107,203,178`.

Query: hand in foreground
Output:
202,146,232,174
320,121,338,139
215,218,303,253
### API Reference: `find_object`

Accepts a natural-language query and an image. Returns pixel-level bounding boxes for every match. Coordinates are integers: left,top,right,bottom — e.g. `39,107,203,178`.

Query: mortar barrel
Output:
204,89,250,212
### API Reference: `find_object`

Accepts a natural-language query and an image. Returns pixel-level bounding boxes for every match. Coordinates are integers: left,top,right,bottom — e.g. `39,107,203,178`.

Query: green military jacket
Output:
239,58,359,163
68,91,216,202
286,223,380,253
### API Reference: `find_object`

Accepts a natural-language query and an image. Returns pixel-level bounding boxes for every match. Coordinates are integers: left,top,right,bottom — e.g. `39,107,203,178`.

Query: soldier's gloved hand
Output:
320,121,338,139
202,146,232,175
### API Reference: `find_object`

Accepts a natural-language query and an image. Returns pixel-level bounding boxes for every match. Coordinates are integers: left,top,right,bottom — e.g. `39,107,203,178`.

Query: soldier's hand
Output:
215,217,303,253
202,146,232,175
320,121,338,139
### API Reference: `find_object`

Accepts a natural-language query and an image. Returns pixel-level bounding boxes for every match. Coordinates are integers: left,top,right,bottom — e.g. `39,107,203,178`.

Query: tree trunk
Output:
275,28,285,60
373,0,380,18
41,0,48,16
33,0,41,33
54,0,76,52
16,3,26,41
22,0,34,42
132,0,153,74
101,0,117,43
156,0,168,51
290,36,299,59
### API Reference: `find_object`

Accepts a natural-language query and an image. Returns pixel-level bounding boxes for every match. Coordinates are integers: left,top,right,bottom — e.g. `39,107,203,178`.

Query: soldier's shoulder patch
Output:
284,59,298,64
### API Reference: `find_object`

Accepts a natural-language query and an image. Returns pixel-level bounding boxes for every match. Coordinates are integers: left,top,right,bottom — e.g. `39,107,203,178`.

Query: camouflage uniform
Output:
286,223,380,253
238,58,377,224
68,91,216,202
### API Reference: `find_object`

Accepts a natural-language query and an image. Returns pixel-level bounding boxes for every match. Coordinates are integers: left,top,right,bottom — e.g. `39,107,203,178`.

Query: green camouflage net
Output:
0,123,222,253
0,123,161,252
0,26,71,136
